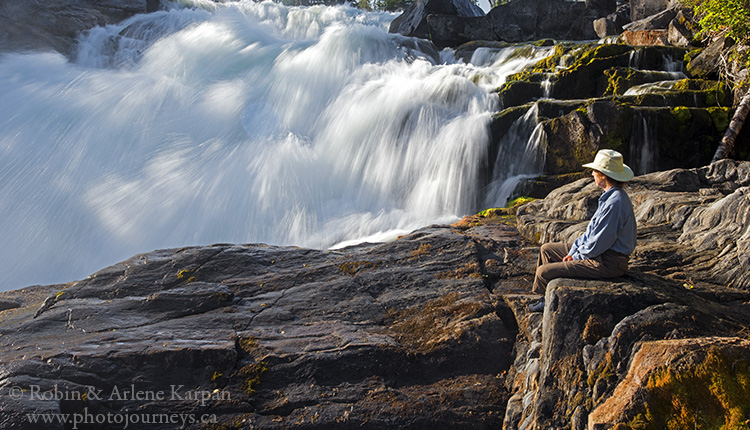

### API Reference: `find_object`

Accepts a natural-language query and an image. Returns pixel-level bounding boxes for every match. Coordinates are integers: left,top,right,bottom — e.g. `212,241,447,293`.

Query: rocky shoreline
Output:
2,0,750,428
1,160,749,429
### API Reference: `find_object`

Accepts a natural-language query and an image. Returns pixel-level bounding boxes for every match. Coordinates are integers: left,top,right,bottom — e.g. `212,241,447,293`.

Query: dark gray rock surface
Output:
388,0,484,42
629,0,679,21
484,0,594,42
0,0,159,56
0,226,527,429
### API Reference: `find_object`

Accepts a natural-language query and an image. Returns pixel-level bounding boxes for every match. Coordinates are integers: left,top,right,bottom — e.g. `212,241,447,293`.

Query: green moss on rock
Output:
603,67,641,96
387,293,484,353
631,347,750,430
708,107,731,132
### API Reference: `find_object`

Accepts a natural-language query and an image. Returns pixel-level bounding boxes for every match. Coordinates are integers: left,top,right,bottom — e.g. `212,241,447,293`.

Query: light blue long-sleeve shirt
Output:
568,187,637,260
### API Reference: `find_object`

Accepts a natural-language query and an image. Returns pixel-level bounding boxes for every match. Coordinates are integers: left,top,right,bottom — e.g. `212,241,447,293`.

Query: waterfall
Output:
629,109,658,175
0,1,546,290
483,104,548,207
628,48,685,74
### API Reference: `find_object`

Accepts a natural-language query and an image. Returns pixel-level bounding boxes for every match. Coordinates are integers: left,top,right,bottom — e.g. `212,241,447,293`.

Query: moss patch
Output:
708,107,731,132
238,336,258,355
588,352,615,389
630,346,750,430
177,269,197,284
410,243,432,258
339,261,380,276
435,261,483,280
582,314,613,345
241,361,268,396
451,200,529,230
387,292,484,353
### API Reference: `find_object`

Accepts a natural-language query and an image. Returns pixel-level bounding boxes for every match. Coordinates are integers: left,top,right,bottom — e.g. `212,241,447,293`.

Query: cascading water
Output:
483,104,548,207
629,109,658,175
0,0,547,291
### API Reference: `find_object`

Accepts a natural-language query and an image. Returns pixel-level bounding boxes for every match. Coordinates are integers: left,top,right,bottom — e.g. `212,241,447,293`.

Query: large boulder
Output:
629,0,680,21
588,337,750,428
619,5,698,46
425,15,499,48
593,0,631,38
667,8,698,47
485,0,595,42
388,0,484,41
0,226,524,429
623,6,678,31
687,35,734,80
523,278,750,429
392,0,620,46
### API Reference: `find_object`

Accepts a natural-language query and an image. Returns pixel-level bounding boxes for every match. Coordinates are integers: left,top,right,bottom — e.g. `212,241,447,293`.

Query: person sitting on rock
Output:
529,149,637,312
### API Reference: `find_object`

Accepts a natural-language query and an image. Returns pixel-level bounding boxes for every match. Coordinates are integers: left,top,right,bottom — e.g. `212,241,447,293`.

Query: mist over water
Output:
0,0,547,291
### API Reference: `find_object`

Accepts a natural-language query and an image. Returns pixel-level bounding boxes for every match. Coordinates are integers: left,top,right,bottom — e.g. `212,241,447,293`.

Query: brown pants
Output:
532,242,629,294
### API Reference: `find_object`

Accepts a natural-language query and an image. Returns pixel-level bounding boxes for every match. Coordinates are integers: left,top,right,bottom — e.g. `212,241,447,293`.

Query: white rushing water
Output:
0,0,549,290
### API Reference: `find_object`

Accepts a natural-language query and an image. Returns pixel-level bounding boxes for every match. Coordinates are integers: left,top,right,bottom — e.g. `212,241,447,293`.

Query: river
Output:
0,0,550,290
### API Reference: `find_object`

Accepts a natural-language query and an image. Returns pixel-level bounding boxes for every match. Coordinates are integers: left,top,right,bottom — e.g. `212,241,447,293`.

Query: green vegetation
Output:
629,347,750,430
672,106,693,133
241,361,268,395
177,269,197,283
238,336,259,354
603,68,640,96
682,0,750,82
708,106,731,131
587,352,615,389
684,0,750,50
506,196,536,209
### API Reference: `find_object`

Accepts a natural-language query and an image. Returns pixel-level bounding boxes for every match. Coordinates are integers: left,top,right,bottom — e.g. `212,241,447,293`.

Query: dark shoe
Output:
528,299,545,312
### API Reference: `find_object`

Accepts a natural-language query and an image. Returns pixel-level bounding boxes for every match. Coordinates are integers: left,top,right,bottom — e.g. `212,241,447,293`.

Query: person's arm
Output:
569,200,621,260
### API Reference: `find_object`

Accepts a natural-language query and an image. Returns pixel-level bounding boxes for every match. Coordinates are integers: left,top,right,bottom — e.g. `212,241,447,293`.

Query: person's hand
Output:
563,255,573,262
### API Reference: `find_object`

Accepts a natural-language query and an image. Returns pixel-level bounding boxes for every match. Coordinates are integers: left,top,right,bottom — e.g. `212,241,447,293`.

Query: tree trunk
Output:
712,88,750,162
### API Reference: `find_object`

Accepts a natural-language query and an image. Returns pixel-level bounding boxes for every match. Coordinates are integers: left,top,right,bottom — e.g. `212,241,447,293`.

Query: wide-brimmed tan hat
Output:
582,149,634,182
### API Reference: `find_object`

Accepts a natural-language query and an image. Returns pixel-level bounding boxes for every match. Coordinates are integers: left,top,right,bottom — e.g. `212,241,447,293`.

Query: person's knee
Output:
535,264,552,282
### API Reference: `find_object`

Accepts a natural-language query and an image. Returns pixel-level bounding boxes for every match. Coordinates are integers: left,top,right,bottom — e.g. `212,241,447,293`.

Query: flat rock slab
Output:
0,227,523,429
